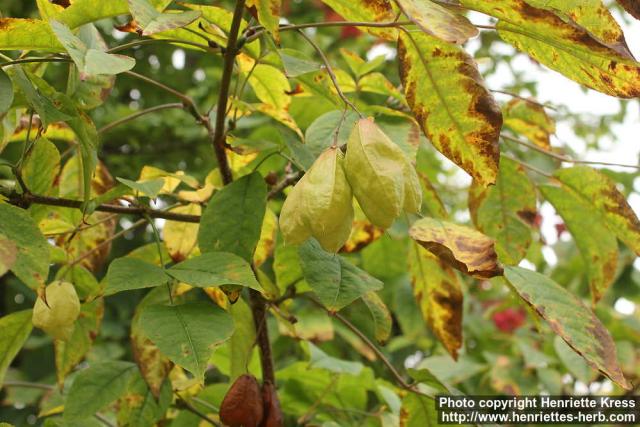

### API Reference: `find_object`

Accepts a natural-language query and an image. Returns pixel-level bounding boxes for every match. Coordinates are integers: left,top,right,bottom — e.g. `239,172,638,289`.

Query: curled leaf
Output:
409,217,502,278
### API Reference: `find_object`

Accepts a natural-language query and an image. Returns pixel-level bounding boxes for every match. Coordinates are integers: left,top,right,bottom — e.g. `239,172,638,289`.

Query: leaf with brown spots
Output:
460,0,640,98
163,203,201,263
540,183,617,303
396,0,478,44
618,0,640,20
554,166,640,256
503,99,555,150
504,266,631,389
247,0,282,42
409,217,502,279
320,0,397,40
468,156,537,265
409,243,463,359
398,31,502,186
525,0,631,55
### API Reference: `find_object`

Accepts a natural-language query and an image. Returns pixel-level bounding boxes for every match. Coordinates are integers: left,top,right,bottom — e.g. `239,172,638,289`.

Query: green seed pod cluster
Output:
32,281,81,341
280,147,354,252
345,118,422,228
280,118,421,252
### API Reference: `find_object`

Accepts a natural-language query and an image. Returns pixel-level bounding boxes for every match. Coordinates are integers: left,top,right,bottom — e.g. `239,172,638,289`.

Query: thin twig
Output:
107,38,219,54
2,380,54,391
0,57,71,68
2,191,201,222
65,218,147,269
502,154,553,178
296,30,363,117
98,103,184,134
306,296,416,392
209,0,246,185
267,171,301,199
491,90,557,111
244,20,413,43
502,134,640,170
44,213,119,237
174,393,221,426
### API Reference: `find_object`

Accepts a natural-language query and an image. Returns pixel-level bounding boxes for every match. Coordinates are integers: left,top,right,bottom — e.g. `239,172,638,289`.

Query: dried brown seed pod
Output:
220,374,264,427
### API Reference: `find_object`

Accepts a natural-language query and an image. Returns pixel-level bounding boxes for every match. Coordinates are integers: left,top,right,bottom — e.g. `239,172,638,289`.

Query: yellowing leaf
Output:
0,18,63,51
540,184,617,303
396,0,478,44
398,31,502,185
554,166,640,256
468,156,536,265
409,243,463,359
254,208,277,267
460,0,640,98
237,54,291,110
524,0,629,54
247,0,282,42
503,99,555,150
341,202,384,253
409,217,502,278
320,0,397,40
163,204,201,262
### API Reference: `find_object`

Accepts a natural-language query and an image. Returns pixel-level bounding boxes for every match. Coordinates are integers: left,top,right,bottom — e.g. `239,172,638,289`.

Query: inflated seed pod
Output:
402,161,423,214
345,118,407,228
279,147,354,253
304,147,354,252
220,374,264,427
32,281,80,341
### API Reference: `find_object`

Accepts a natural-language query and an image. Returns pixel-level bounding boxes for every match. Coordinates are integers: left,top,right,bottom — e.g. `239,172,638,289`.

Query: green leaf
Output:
307,342,363,375
409,217,502,279
8,67,71,128
468,156,536,265
408,243,463,359
298,239,383,312
167,252,261,290
361,291,392,345
554,166,640,255
460,0,640,98
64,360,137,421
0,68,13,114
539,184,617,303
229,299,256,381
0,203,49,289
105,258,169,295
396,0,478,44
400,393,438,427
116,177,165,198
320,0,397,40
50,20,135,76
398,31,502,185
22,137,61,195
503,266,630,390
304,110,359,166
0,310,33,385
198,172,267,262
140,301,234,381
129,0,201,36
55,299,104,385
279,49,321,77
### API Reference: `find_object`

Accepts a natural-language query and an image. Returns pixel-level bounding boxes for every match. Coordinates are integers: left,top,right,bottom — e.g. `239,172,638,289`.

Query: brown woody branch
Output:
3,191,201,222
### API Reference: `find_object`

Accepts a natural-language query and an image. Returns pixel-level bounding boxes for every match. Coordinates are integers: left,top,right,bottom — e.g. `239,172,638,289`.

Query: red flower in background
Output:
492,308,527,333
